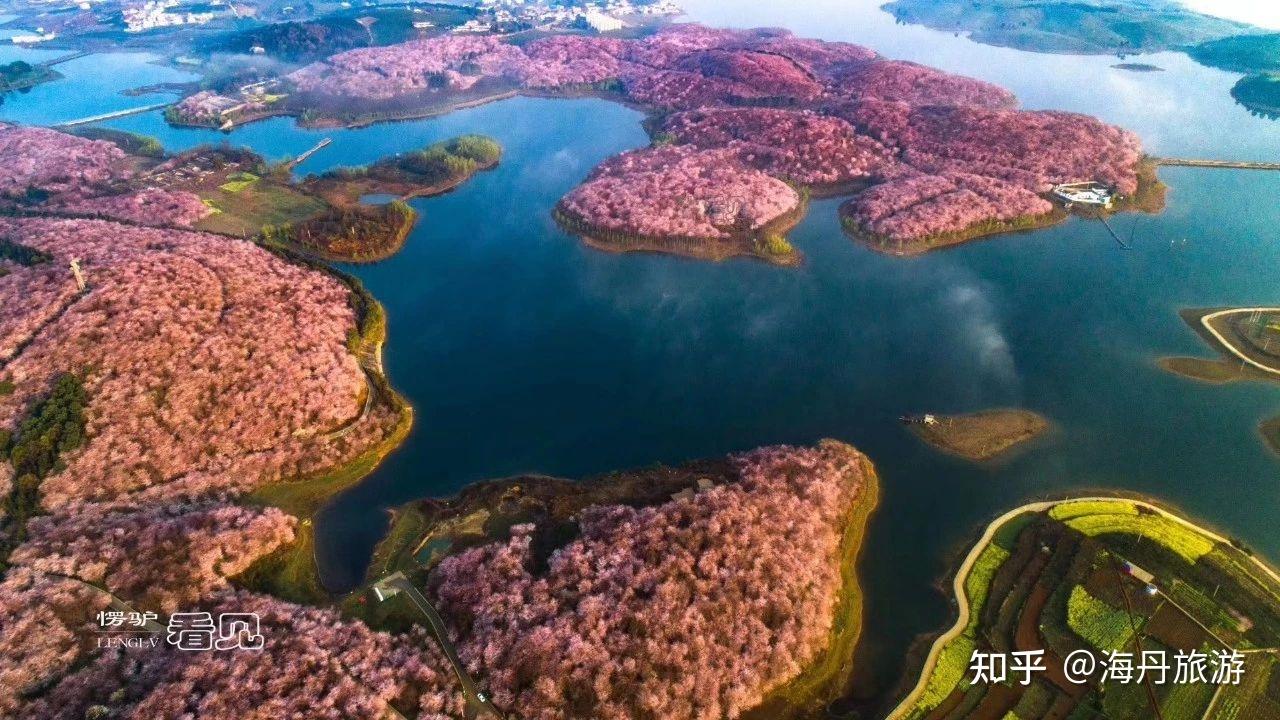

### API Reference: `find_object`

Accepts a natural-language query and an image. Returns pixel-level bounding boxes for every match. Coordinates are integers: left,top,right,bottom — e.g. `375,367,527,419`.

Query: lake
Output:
8,0,1280,710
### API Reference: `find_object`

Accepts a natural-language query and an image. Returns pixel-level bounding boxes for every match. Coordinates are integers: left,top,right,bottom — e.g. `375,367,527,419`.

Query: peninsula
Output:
1161,307,1280,458
882,0,1253,55
352,440,880,720
890,497,1280,720
0,124,500,262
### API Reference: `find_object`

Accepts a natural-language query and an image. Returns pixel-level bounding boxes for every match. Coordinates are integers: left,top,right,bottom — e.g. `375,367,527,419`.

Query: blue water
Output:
0,51,197,126
5,0,1280,708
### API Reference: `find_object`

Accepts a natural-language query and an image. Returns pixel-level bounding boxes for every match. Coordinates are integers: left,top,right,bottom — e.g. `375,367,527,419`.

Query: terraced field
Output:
891,499,1280,720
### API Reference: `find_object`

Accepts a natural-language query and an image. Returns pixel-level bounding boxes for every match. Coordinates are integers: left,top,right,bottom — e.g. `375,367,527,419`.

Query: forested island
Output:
0,60,59,95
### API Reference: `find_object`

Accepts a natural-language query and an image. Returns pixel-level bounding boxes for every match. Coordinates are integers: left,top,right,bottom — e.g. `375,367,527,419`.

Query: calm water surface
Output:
6,1,1280,710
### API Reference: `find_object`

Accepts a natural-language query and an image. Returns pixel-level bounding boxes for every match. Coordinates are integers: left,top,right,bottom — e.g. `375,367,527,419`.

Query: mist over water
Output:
6,1,1280,709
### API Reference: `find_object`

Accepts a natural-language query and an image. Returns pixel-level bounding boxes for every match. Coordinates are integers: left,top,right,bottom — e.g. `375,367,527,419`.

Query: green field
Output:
891,498,1280,720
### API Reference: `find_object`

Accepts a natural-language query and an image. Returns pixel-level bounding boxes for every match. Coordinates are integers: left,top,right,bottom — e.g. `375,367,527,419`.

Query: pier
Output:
1153,157,1280,171
288,137,332,168
41,51,88,68
55,102,172,128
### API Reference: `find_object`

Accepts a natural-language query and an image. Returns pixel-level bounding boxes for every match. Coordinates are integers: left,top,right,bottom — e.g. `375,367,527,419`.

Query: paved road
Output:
1200,308,1280,378
379,574,506,720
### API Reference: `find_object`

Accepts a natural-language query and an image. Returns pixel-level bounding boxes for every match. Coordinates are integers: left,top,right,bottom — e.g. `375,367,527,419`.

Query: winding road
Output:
375,573,506,720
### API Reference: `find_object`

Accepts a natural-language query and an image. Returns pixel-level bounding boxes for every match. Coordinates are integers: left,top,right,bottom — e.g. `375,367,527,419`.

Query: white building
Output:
580,8,623,32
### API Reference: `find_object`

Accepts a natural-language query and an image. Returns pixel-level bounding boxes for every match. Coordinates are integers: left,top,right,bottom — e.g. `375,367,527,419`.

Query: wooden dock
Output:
1153,157,1280,171
55,102,172,128
288,137,332,168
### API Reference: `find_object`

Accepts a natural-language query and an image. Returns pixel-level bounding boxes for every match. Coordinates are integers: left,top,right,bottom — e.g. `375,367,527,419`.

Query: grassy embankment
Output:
1160,307,1280,460
236,268,412,605
890,497,1280,720
743,457,881,719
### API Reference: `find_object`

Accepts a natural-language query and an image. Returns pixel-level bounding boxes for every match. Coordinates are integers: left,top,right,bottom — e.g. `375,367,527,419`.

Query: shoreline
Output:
555,199,807,267
842,206,1067,257
743,457,881,719
1160,306,1280,385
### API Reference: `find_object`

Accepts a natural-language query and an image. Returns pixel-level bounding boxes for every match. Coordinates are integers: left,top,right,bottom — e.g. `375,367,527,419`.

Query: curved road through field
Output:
1200,308,1280,378
885,496,1280,720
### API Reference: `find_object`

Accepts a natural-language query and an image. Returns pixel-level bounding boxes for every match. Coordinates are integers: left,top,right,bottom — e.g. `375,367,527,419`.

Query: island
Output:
890,497,1280,720
1262,417,1280,456
905,409,1051,462
1160,307,1280,384
1160,307,1280,459
207,24,1164,262
1112,63,1165,73
0,59,60,95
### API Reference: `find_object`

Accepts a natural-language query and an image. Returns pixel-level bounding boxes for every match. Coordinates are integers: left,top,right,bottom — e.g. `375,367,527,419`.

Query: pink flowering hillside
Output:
51,186,212,227
848,170,1055,244
829,60,1016,109
429,441,873,720
0,125,128,200
280,23,1153,255
660,108,894,187
559,145,801,241
0,217,397,507
289,35,526,101
0,125,210,227
12,503,297,613
12,592,465,720
0,210,430,717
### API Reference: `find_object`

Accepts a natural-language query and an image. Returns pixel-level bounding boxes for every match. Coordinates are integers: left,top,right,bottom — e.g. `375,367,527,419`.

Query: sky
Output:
1180,0,1280,29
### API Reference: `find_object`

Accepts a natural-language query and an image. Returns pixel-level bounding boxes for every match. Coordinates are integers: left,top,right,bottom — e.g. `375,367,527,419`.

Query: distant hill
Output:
882,0,1256,55
1189,32,1280,74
